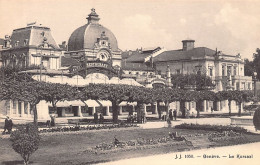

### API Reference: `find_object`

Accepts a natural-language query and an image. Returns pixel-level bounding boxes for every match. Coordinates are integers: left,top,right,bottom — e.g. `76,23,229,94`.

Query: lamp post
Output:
254,71,257,97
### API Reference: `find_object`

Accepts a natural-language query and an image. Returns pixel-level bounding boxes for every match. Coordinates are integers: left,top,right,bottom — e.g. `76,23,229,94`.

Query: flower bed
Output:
39,123,138,134
208,131,246,142
175,123,248,133
85,136,188,155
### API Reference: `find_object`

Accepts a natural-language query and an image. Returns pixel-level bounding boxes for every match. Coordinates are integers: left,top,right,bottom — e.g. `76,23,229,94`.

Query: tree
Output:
244,58,254,77
43,83,80,115
0,79,48,125
216,90,254,116
253,109,260,131
10,124,40,165
86,84,133,123
193,90,216,117
171,73,215,90
128,86,154,123
253,48,260,80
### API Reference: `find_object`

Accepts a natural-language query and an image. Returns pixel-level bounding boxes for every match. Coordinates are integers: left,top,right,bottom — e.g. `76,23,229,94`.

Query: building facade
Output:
0,23,63,70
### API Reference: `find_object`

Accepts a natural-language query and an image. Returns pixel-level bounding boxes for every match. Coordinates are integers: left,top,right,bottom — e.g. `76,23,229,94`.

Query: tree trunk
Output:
196,100,202,118
32,104,38,126
228,100,231,116
165,101,169,119
157,101,161,119
112,101,119,123
180,101,186,118
238,101,242,117
136,102,142,123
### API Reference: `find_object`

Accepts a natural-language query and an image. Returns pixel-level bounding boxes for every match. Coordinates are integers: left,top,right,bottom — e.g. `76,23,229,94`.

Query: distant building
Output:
153,39,252,91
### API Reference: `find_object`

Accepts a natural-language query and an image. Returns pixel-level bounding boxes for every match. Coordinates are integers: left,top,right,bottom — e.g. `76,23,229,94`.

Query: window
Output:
15,41,19,47
176,69,180,74
208,67,213,76
227,66,232,76
248,83,251,90
233,66,237,76
222,65,225,76
24,39,28,46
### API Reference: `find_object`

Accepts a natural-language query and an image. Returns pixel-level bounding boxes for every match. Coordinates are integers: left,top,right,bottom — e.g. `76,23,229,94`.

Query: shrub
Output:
253,109,260,131
175,123,248,133
10,124,40,165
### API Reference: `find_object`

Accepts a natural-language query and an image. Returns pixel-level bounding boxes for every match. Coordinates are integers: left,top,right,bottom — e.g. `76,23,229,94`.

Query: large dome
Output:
68,9,118,52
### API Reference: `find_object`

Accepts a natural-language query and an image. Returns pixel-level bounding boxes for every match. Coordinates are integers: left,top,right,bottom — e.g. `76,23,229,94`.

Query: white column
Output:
225,100,229,112
93,107,96,115
16,100,19,116
189,102,192,110
144,104,147,115
217,101,221,111
119,106,123,115
9,100,13,117
27,103,30,117
78,106,83,117
106,106,110,116
203,100,207,112
225,65,228,76
21,102,25,117
154,103,158,114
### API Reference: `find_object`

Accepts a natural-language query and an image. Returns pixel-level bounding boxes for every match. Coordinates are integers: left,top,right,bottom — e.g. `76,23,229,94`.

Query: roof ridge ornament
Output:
87,8,100,24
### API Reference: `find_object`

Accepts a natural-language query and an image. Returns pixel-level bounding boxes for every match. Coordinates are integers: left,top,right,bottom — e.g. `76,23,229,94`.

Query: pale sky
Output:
0,0,260,60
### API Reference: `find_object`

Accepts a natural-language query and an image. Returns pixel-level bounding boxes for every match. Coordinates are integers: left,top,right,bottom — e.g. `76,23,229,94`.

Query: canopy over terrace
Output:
32,73,143,87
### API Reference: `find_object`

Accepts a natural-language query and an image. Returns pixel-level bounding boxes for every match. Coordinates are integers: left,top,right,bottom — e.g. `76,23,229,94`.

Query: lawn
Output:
1,127,260,165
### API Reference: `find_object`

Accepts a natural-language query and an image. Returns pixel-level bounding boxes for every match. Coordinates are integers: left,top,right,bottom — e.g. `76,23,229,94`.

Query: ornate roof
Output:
67,9,119,52
9,25,60,49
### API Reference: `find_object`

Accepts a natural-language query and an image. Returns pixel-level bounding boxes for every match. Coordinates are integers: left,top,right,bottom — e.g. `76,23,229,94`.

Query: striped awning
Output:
84,100,100,107
70,100,85,106
97,100,112,107
56,101,71,107
119,101,137,106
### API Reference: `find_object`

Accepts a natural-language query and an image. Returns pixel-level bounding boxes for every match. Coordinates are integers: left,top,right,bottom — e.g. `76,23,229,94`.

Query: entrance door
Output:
72,106,78,116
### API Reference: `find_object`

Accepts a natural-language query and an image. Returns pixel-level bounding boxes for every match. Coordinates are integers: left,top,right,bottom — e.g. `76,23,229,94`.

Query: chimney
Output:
4,35,11,48
182,39,195,51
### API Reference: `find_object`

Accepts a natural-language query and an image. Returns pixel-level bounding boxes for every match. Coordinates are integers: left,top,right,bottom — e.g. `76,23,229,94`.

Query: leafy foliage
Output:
10,124,40,165
171,73,215,90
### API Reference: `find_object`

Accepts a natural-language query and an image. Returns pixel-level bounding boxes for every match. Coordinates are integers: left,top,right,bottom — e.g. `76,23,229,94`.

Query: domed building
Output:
64,8,122,78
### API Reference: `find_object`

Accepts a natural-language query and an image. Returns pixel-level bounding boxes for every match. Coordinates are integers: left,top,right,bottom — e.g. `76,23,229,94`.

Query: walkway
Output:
98,142,260,165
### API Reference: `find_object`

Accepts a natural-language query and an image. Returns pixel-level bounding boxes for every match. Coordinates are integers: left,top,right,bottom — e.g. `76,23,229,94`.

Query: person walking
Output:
3,116,13,134
94,112,98,124
99,113,104,124
169,109,173,120
173,109,177,121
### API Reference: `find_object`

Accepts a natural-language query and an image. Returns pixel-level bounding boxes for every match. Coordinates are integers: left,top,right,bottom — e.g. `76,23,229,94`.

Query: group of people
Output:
169,109,177,121
127,113,137,123
2,116,13,134
94,112,104,124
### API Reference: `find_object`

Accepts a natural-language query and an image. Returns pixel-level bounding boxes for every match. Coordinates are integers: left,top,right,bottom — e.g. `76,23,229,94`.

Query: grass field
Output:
1,127,260,165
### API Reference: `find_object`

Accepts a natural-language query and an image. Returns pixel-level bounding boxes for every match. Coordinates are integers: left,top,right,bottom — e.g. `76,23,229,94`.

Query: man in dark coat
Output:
3,116,13,134
94,112,98,124
173,109,177,121
169,109,173,120
99,113,104,124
